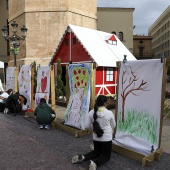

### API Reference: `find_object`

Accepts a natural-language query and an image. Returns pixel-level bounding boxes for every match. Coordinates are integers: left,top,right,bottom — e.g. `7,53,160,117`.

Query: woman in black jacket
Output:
5,92,26,115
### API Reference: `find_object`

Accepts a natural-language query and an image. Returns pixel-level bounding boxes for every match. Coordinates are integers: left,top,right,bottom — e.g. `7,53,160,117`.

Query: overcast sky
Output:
97,0,170,35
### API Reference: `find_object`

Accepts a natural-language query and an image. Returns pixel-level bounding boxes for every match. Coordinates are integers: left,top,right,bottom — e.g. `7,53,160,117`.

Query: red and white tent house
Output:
51,24,136,96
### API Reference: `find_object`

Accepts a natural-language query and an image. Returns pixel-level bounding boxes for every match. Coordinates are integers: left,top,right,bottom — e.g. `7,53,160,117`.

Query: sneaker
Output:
71,155,85,164
4,108,8,114
44,124,50,129
39,125,44,129
89,160,97,170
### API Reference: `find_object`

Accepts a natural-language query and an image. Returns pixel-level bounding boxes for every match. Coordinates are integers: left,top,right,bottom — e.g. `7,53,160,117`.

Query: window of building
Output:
139,47,144,57
118,32,123,41
65,39,69,46
106,68,114,81
139,40,143,44
112,31,116,35
73,37,77,44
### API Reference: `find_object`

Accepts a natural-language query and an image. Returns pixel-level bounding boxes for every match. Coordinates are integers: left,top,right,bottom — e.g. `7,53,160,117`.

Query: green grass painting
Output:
117,109,158,144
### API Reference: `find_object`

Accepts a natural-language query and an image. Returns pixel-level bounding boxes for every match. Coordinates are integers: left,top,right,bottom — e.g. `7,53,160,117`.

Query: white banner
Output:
64,63,91,130
6,67,15,91
36,66,50,93
113,59,163,156
18,65,32,109
35,66,50,107
34,92,49,108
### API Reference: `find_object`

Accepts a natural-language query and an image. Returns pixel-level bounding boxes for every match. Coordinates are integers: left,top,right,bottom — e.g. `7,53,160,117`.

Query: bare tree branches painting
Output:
121,67,150,122
114,59,164,156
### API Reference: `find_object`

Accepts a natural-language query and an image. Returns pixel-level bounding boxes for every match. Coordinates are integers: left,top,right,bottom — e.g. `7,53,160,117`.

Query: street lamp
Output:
2,21,28,67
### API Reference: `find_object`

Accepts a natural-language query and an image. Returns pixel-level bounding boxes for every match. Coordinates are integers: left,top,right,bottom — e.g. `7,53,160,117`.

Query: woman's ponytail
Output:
92,95,107,138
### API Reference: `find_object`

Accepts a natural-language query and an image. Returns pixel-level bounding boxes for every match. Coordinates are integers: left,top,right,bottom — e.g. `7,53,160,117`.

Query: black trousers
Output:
84,140,112,167
8,102,21,114
0,103,5,112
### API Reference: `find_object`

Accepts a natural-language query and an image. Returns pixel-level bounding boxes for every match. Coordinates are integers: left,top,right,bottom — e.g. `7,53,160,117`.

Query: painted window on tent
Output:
106,67,114,81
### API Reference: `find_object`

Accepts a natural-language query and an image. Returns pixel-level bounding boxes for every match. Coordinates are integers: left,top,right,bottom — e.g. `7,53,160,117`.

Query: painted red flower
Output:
81,79,84,84
78,69,81,74
83,70,86,75
77,81,80,86
85,82,87,86
74,70,77,75
74,84,77,88
76,76,79,80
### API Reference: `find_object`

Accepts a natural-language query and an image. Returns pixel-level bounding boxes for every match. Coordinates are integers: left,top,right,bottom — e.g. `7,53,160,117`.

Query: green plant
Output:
117,109,158,144
33,61,37,95
55,58,64,99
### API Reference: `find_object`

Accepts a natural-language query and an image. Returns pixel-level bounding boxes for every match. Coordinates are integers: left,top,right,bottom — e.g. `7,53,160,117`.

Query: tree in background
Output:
33,61,37,96
55,58,64,99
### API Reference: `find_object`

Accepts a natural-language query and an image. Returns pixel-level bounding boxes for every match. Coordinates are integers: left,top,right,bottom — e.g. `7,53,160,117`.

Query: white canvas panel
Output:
36,66,50,93
18,65,31,109
6,67,15,91
34,92,49,108
0,61,4,68
113,59,163,156
64,63,91,130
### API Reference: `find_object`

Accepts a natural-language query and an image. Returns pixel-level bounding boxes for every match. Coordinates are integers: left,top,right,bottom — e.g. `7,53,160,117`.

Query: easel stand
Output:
53,120,91,138
113,58,166,167
112,143,163,167
25,111,34,118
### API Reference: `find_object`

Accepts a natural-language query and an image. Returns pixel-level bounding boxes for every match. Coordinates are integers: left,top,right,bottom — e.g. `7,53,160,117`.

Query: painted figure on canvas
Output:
64,64,91,130
67,87,84,128
6,67,15,90
41,71,47,93
18,66,31,109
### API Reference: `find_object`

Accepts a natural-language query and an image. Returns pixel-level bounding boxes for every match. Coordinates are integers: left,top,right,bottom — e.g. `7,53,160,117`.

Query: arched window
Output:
112,31,116,35
119,32,123,41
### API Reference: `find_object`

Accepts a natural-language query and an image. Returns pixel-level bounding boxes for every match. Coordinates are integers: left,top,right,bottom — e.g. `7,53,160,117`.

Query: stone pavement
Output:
55,105,170,154
0,107,170,169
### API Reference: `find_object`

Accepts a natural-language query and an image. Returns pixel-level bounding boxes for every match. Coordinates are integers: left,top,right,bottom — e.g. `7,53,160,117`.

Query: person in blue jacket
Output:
34,98,56,129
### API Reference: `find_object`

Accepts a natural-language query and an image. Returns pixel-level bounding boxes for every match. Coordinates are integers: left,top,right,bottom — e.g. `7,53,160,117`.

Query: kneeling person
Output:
34,98,56,129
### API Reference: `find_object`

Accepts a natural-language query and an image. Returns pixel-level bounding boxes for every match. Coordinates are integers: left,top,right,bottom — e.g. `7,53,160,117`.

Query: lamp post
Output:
1,21,28,67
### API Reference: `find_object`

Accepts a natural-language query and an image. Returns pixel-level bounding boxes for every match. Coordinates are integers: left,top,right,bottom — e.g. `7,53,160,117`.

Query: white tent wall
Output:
0,61,4,68
0,61,5,90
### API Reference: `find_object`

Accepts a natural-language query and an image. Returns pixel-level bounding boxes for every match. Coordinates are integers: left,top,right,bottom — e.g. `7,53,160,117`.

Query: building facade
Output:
97,7,134,54
0,0,9,63
133,35,153,59
1,0,97,66
148,5,170,59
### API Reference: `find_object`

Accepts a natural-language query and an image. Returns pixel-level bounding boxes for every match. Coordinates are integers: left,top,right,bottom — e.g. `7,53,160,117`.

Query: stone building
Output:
133,35,153,59
0,0,97,66
0,0,9,63
97,7,134,54
148,5,170,59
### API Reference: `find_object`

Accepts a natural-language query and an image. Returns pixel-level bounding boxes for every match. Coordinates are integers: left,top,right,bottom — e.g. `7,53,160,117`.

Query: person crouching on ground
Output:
34,98,56,129
5,91,24,115
0,90,10,112
71,95,116,170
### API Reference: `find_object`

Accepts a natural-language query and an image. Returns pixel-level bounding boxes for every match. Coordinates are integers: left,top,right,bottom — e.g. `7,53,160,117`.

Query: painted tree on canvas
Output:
121,67,149,122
